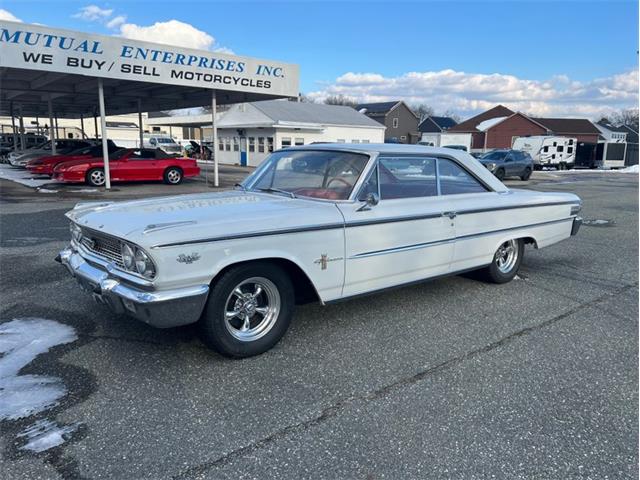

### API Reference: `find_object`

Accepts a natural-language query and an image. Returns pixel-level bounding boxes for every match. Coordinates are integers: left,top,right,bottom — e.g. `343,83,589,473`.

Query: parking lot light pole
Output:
137,99,144,149
98,78,111,190
212,90,219,187
47,95,56,155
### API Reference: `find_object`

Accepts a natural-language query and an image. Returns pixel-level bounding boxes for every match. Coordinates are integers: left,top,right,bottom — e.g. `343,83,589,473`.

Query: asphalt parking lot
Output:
0,170,638,479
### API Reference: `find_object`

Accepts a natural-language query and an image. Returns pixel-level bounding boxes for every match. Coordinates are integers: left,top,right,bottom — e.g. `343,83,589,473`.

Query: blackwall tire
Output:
520,167,532,181
495,168,505,181
477,239,524,284
199,262,294,358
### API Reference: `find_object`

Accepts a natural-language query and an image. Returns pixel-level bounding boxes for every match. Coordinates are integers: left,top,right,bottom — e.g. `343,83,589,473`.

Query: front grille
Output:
80,229,124,268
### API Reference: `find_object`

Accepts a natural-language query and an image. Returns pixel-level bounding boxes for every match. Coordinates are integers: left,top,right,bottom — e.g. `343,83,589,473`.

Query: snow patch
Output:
0,318,77,421
18,419,80,453
37,188,58,194
476,116,508,131
0,164,57,188
621,164,639,173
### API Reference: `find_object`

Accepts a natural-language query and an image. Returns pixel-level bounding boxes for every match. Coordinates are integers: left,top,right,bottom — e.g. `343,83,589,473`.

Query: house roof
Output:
251,100,384,127
619,125,639,143
532,118,601,135
596,120,628,133
418,116,457,133
448,105,515,133
354,101,400,115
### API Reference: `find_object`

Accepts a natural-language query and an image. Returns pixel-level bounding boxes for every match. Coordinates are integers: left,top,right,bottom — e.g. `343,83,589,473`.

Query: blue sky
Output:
1,1,638,118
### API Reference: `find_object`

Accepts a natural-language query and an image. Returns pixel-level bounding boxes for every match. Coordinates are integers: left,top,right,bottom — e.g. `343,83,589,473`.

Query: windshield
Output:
481,150,508,160
244,150,370,200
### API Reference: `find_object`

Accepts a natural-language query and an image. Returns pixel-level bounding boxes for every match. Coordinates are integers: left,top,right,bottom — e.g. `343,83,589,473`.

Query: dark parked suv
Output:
478,149,533,181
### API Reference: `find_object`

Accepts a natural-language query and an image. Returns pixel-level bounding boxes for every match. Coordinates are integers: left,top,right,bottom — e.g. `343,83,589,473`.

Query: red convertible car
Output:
26,142,120,176
52,148,200,186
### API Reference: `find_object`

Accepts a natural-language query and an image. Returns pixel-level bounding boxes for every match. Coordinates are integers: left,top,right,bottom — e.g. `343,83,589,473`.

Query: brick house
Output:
355,101,420,143
447,105,602,152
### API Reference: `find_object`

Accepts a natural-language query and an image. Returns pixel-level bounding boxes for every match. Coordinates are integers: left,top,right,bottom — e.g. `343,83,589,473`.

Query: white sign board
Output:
0,21,299,98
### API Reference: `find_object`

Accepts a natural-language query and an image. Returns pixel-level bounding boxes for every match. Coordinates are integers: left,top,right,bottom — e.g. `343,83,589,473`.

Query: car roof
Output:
280,143,510,193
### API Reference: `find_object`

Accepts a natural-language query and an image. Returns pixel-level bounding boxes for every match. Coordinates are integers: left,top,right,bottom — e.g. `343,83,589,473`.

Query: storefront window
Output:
295,138,304,146
225,138,231,151
258,137,265,153
281,137,292,147
249,137,255,152
219,137,224,151
267,137,274,152
233,137,239,151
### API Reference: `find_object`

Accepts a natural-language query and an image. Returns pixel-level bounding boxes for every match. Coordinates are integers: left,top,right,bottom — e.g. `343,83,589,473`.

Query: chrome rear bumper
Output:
571,216,582,236
57,247,209,328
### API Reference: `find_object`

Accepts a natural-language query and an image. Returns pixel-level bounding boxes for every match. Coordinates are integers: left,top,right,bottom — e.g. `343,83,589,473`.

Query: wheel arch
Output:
209,257,322,305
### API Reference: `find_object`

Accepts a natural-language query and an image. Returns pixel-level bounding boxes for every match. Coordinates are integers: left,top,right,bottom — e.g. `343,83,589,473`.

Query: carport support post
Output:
48,96,56,155
211,90,219,187
98,78,111,189
18,107,26,155
80,114,86,139
137,99,144,149
10,103,17,151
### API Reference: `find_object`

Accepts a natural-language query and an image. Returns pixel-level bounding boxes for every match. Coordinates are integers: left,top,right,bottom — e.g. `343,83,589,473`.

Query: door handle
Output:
443,211,457,219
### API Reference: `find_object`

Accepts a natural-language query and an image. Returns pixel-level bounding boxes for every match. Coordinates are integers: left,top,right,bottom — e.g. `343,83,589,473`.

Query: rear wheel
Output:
163,167,183,185
86,168,106,186
520,167,532,181
477,239,524,284
495,168,505,181
199,262,294,358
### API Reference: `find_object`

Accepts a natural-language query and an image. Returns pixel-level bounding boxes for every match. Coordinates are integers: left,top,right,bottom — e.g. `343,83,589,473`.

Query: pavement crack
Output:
172,282,637,479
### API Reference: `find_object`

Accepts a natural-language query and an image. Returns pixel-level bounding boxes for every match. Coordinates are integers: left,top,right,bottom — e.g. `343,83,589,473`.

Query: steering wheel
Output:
326,177,352,189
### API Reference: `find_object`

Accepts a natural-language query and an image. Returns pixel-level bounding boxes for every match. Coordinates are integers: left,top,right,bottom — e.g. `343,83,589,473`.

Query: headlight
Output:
121,243,135,270
69,223,82,243
571,203,582,215
134,248,155,278
486,162,496,171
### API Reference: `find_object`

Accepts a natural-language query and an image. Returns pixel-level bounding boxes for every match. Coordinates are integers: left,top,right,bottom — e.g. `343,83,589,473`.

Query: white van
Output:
512,136,577,169
143,134,182,155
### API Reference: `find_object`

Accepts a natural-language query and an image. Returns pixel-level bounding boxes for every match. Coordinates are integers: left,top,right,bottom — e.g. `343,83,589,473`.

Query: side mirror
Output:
357,192,379,211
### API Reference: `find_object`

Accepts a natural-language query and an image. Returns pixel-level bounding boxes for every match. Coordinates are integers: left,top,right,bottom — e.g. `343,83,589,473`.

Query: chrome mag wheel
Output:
495,239,518,274
89,169,105,186
167,169,181,184
224,277,281,342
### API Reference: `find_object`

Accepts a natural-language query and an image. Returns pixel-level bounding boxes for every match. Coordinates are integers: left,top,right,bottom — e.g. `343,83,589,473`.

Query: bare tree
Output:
441,109,462,123
411,103,434,121
324,94,358,108
610,108,639,131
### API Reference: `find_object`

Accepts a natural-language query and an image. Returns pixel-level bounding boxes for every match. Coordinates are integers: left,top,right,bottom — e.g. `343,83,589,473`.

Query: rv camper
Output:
512,136,577,169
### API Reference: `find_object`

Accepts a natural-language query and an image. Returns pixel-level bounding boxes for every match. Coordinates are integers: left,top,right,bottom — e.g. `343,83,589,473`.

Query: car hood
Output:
65,190,344,248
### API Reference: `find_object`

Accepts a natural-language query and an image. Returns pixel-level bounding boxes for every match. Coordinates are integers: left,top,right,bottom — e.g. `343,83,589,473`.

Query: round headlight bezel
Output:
121,243,135,270
133,247,156,279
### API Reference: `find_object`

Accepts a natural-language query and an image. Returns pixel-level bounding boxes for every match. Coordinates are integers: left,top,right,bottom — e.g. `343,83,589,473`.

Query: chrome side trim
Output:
152,201,579,248
349,217,574,259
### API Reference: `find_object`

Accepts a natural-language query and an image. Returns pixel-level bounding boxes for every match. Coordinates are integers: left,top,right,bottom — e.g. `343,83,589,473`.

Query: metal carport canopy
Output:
0,20,299,186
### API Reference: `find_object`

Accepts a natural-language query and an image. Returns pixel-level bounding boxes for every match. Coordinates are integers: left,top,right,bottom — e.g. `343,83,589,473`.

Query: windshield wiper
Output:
234,183,246,191
256,187,296,198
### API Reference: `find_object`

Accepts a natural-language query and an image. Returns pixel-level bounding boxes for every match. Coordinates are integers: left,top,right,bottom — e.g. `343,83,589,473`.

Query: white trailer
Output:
512,136,577,169
439,133,472,152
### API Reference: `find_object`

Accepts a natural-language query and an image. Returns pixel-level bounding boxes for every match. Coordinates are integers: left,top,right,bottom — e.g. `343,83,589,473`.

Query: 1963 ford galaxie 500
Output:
57,144,582,358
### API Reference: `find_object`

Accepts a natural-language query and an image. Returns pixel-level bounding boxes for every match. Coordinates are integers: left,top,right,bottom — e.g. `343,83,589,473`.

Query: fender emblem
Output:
177,253,201,264
314,254,342,270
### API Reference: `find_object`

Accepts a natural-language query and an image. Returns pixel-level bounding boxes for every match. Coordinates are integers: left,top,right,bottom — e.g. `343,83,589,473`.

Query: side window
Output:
438,159,488,195
378,156,438,200
557,145,564,153
358,165,379,200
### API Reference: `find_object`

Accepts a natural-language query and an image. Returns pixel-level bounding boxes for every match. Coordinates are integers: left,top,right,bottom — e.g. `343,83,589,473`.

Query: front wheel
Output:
494,168,505,181
477,239,524,284
199,262,294,358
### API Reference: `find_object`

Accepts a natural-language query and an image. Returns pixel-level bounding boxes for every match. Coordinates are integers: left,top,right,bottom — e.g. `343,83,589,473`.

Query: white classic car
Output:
57,144,582,357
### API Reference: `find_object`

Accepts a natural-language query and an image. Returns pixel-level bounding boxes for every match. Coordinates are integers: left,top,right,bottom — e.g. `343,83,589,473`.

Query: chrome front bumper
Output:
57,247,209,328
571,216,582,236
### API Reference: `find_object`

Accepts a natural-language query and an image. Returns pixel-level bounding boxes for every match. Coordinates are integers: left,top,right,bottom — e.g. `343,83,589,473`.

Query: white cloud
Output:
106,14,127,29
118,19,232,52
0,8,21,22
73,5,113,21
308,68,639,119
